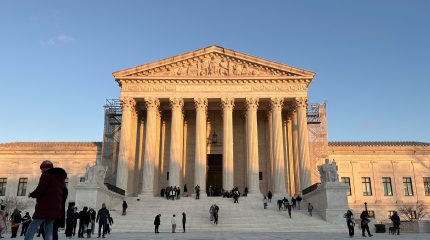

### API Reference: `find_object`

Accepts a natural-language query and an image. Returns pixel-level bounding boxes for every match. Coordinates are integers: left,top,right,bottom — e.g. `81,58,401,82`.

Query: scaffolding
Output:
100,99,122,185
307,102,329,184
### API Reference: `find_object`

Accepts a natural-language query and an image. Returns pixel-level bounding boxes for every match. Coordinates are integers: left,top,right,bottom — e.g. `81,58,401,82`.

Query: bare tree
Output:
398,203,429,221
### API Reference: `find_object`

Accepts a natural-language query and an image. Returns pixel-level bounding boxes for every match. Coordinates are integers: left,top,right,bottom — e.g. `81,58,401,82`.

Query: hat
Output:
40,160,54,169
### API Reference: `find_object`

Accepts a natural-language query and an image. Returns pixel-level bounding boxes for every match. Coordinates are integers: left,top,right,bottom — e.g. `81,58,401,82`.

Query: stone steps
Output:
108,196,344,232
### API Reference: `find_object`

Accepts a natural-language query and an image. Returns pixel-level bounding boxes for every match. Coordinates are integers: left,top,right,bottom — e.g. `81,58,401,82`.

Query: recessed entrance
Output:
206,154,222,196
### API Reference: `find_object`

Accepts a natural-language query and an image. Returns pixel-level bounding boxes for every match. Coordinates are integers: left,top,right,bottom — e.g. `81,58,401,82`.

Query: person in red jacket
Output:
24,160,67,240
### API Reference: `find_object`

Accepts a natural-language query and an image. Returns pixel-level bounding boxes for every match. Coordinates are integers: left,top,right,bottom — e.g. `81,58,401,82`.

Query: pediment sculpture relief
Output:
130,53,299,77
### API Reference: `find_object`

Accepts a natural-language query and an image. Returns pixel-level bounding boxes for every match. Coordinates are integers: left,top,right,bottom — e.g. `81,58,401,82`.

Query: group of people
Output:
160,186,183,200
153,212,186,233
65,203,113,238
209,204,220,224
344,209,401,237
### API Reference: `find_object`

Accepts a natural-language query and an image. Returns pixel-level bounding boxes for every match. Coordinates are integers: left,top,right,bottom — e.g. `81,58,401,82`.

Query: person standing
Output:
96,203,110,238
65,203,75,238
360,211,373,237
307,203,314,216
0,205,6,239
183,184,188,197
182,212,186,233
122,201,128,216
390,211,400,235
267,191,272,203
195,185,200,199
344,210,355,237
263,197,268,209
171,214,176,233
296,195,302,210
72,207,79,237
21,212,32,236
154,214,161,233
78,207,90,238
24,160,67,240
11,209,22,238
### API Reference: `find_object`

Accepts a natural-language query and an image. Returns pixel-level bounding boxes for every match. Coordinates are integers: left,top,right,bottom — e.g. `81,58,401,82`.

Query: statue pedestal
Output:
303,182,349,224
74,183,124,210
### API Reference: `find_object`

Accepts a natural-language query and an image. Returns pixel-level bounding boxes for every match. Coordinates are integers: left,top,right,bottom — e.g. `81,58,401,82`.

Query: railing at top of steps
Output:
104,182,125,196
302,183,320,195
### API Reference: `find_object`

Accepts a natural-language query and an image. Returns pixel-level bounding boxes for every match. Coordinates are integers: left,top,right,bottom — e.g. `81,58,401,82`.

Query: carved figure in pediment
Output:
219,58,229,76
186,61,198,76
232,63,242,75
199,58,209,76
241,65,249,75
208,56,217,75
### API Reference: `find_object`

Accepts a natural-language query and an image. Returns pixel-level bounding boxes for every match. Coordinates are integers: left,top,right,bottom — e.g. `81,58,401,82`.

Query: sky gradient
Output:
0,0,429,142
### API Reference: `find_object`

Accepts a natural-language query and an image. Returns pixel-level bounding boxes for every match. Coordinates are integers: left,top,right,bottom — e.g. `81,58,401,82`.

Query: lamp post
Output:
364,202,368,213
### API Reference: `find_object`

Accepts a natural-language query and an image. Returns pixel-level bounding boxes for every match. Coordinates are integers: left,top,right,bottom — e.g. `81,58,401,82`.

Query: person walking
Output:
122,201,127,216
344,210,355,237
360,210,373,237
263,197,268,209
96,203,110,238
267,191,272,203
11,209,22,238
195,185,200,199
21,212,32,236
24,160,67,240
296,195,302,210
0,205,6,239
286,201,292,218
307,203,314,216
277,199,283,211
390,211,400,235
291,196,296,210
182,212,186,233
78,207,90,238
154,214,161,233
213,204,219,225
171,214,176,233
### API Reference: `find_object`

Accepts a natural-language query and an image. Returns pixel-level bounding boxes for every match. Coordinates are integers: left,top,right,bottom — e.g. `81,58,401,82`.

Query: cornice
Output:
0,142,102,150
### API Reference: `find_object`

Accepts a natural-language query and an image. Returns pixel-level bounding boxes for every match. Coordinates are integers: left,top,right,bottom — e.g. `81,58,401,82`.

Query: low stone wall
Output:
74,183,124,210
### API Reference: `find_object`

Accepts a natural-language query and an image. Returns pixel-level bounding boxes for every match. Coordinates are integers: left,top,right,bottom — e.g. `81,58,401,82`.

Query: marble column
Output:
221,97,235,191
286,113,295,195
116,97,135,192
292,110,300,193
296,97,312,190
141,98,159,195
245,97,260,194
169,98,184,187
194,98,208,194
270,97,287,194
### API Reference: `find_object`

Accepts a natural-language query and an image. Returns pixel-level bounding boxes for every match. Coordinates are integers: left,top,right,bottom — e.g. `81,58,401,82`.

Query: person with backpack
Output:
344,210,355,237
11,209,22,238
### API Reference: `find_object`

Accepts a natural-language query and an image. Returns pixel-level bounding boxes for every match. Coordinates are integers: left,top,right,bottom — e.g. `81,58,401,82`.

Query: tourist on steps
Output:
96,203,110,238
182,212,186,233
296,195,302,210
263,197,268,209
154,214,161,233
307,203,314,216
122,201,128,216
286,201,292,218
171,214,177,233
267,191,273,203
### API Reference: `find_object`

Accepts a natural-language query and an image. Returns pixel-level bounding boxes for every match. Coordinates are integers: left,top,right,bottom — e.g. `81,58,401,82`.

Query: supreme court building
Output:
1,46,429,222
111,46,314,196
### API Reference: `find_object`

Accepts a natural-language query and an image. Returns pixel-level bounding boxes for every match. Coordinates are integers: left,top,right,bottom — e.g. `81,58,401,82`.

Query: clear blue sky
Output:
1,0,429,142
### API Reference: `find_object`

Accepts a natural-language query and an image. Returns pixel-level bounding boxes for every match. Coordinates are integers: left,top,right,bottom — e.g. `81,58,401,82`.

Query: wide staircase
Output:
109,194,345,233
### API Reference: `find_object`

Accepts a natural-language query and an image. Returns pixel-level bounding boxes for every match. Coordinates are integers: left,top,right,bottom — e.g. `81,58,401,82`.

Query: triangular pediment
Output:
113,46,315,79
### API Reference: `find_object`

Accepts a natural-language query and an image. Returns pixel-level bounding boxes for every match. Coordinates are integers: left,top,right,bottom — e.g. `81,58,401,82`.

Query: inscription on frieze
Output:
123,83,307,92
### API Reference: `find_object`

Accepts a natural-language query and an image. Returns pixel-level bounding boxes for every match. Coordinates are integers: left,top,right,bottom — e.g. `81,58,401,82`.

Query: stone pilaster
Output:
286,113,295,195
245,97,260,195
270,97,287,194
296,97,312,190
221,97,235,191
141,98,159,195
194,98,208,194
169,97,184,187
116,97,135,192
292,109,300,193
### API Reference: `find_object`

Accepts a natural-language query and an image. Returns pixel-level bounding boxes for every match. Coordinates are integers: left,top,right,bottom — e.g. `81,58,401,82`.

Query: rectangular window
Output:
388,210,396,218
382,177,393,196
410,210,417,220
341,177,351,196
403,177,414,196
424,177,430,196
79,177,86,182
362,177,372,196
0,178,7,196
17,178,28,196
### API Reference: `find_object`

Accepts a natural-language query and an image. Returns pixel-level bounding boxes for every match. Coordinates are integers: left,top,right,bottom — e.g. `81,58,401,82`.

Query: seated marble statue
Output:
317,159,339,183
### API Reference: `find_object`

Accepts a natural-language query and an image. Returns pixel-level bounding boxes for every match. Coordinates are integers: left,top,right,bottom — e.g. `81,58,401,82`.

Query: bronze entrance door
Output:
206,154,222,196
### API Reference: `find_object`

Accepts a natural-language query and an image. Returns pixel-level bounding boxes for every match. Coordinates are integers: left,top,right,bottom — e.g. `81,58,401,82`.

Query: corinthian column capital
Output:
270,97,284,111
169,97,184,110
144,97,160,111
120,97,136,111
221,97,235,111
245,97,259,111
194,98,208,111
295,97,308,109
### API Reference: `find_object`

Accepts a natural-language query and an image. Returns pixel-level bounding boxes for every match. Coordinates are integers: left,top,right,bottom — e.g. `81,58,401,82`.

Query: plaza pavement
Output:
2,232,429,240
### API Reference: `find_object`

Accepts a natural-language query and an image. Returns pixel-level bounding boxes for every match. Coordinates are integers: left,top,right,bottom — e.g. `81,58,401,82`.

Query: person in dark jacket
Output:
65,203,75,238
53,185,68,240
11,209,22,238
24,160,67,240
296,195,302,210
344,210,355,237
267,191,273,203
78,207,90,238
96,203,110,238
182,212,186,233
390,211,401,235
183,184,188,197
122,201,127,216
21,212,32,236
154,214,161,233
72,207,79,236
89,208,96,235
360,211,373,237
